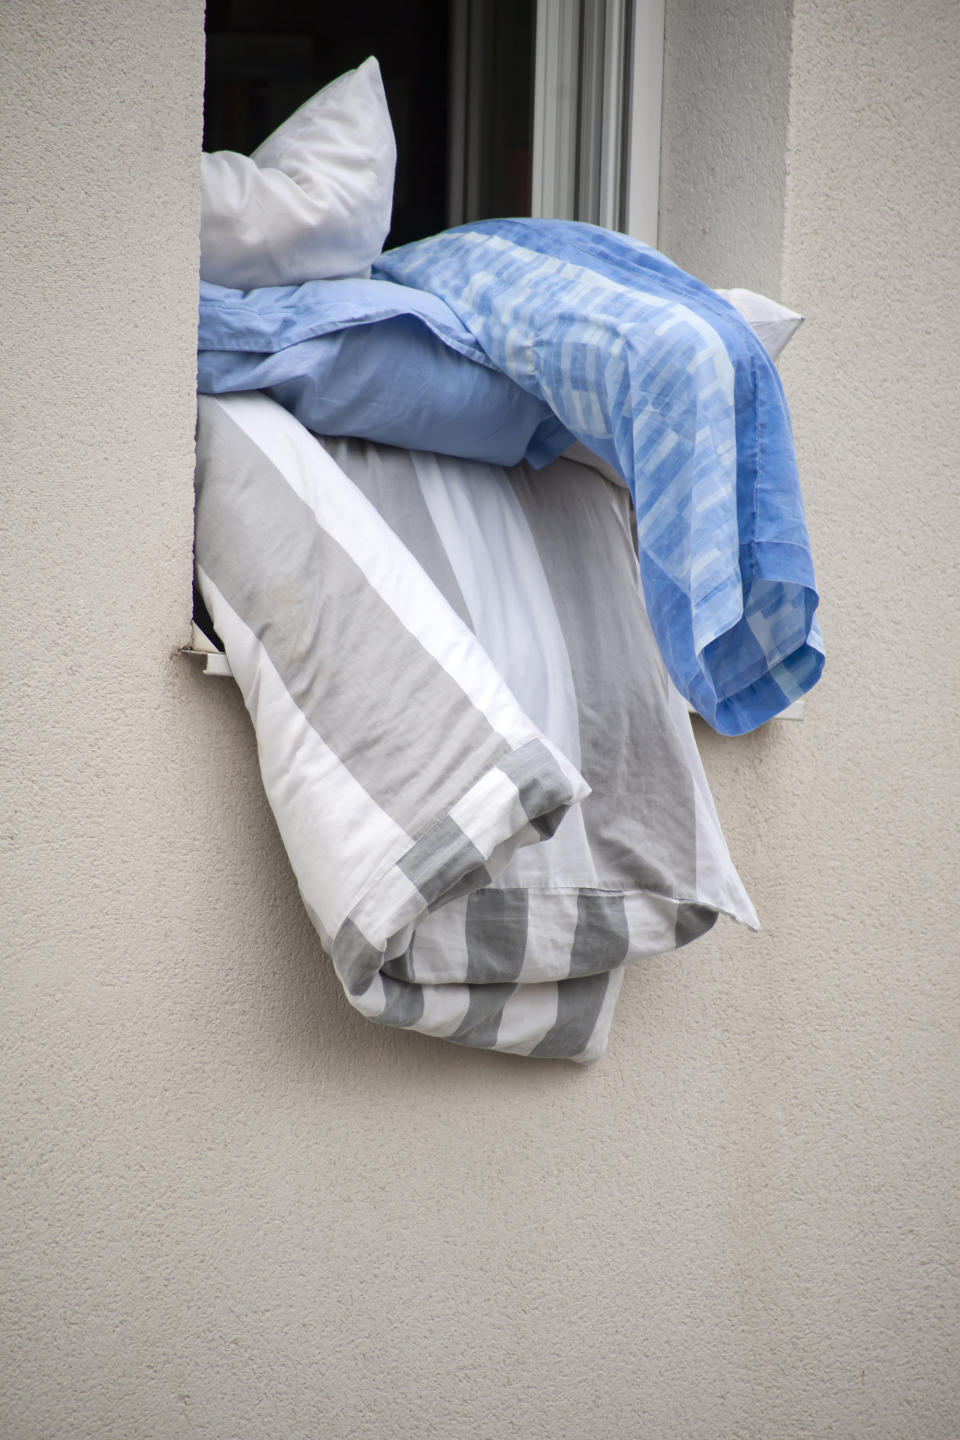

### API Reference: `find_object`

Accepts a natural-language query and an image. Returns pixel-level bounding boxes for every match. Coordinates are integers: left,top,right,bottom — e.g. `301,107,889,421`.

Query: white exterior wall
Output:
659,0,793,294
1,2,957,1436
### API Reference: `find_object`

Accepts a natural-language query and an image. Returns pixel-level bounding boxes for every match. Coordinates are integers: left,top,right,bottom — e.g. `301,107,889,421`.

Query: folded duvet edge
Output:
326,734,589,995
313,731,618,1063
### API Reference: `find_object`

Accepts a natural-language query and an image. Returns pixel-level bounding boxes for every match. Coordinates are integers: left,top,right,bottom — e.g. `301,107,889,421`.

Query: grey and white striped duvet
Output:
195,391,757,1061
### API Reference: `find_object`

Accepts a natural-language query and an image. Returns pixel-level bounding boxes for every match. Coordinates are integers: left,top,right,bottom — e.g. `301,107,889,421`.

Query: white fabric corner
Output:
715,287,804,361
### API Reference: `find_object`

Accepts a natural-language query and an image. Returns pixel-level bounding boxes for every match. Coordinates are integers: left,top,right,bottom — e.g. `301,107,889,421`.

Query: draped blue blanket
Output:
198,218,823,734
376,221,823,734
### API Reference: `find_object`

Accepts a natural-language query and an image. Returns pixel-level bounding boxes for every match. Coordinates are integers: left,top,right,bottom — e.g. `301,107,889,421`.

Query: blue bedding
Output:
197,277,573,468
198,219,823,734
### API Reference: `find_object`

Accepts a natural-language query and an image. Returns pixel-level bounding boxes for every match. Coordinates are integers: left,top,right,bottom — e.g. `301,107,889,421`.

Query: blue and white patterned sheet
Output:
376,220,823,734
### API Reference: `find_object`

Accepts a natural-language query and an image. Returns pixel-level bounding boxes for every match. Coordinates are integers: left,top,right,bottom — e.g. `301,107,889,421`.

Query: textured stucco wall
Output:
659,0,794,295
660,0,960,1434
2,2,958,1437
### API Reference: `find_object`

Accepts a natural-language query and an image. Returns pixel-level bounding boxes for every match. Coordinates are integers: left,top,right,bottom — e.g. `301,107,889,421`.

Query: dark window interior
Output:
203,0,534,248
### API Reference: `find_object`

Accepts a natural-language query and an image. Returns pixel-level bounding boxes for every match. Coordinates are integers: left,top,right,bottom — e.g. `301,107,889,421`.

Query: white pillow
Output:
200,56,396,290
715,287,804,361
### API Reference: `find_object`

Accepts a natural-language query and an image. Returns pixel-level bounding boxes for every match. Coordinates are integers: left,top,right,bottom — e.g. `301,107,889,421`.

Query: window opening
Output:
203,0,536,248
189,3,801,718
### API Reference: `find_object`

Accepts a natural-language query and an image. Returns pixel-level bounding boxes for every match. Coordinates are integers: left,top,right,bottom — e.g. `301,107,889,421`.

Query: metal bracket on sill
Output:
181,624,806,721
180,624,234,677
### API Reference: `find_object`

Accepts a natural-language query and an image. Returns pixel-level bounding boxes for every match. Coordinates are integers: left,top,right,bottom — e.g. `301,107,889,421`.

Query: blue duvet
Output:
198,218,823,734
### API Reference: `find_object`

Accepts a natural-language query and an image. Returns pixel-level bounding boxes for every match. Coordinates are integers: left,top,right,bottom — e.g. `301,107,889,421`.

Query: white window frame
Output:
446,0,664,242
530,0,664,243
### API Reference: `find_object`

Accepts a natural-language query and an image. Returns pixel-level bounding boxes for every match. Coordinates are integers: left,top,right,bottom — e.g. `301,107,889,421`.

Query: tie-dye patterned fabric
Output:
376,219,823,734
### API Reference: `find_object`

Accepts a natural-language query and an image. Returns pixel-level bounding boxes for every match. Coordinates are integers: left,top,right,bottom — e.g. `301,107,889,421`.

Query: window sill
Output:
181,626,805,719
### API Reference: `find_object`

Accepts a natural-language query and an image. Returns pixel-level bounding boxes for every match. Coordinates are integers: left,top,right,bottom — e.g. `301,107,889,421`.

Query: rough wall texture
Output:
658,0,794,295
661,0,960,1435
1,2,957,1437
766,6,960,1425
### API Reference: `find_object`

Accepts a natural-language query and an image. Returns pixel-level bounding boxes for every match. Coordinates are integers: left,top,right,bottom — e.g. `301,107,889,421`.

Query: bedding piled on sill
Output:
195,393,758,1061
195,57,822,1060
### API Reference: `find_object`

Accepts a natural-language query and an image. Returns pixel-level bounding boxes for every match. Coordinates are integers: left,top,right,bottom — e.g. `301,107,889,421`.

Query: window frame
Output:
530,0,664,243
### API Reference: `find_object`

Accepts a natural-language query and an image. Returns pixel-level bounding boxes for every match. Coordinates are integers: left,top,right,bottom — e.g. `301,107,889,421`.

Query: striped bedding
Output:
195,391,757,1061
